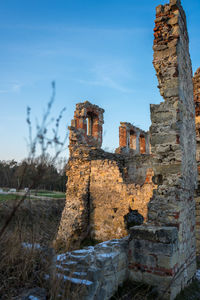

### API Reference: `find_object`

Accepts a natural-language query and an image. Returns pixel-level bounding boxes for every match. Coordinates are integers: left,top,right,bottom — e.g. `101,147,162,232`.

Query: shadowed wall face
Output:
194,68,200,255
129,0,197,299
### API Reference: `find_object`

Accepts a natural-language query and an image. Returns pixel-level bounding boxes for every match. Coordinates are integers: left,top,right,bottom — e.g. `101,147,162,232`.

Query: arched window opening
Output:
140,134,146,154
130,130,136,150
87,116,93,136
127,131,130,148
86,112,98,137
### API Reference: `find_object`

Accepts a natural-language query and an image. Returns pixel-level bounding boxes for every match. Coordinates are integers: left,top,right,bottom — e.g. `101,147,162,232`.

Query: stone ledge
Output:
130,224,178,244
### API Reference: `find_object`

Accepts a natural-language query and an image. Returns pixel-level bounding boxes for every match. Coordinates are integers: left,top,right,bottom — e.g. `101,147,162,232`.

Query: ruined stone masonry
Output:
68,101,104,155
56,0,198,299
129,0,197,298
116,122,150,155
57,100,155,250
194,68,200,255
55,238,129,300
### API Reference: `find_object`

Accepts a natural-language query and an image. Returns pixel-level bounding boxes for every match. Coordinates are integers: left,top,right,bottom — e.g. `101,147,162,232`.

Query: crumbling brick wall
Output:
129,1,197,299
56,102,155,250
68,101,104,155
193,67,200,255
116,122,150,155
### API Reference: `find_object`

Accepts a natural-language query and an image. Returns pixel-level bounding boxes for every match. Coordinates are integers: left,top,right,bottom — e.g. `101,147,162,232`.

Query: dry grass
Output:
0,197,65,299
0,196,87,299
48,275,88,300
0,228,51,299
0,198,65,245
0,226,84,299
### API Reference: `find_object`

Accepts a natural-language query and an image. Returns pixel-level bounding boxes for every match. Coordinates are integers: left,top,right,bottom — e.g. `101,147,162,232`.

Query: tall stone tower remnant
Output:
129,0,197,298
68,101,104,155
194,68,200,255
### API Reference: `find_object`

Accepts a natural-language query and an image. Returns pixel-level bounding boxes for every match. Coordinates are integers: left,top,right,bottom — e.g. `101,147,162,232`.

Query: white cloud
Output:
79,62,134,93
79,77,133,93
0,82,22,94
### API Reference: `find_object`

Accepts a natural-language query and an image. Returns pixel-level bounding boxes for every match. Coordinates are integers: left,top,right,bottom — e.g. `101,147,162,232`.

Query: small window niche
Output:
139,134,146,154
87,112,94,136
130,130,137,150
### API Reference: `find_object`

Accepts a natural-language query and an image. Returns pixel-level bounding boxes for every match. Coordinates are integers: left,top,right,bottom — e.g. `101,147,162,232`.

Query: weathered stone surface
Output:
57,145,156,249
56,100,156,250
68,101,104,155
55,238,129,300
129,0,197,299
130,225,178,244
116,122,150,155
194,67,200,255
54,1,200,299
56,160,91,250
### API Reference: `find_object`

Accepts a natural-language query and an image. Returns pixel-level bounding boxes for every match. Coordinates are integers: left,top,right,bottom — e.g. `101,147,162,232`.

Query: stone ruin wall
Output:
89,152,154,242
55,0,199,298
55,237,129,300
116,122,150,155
56,101,156,250
129,0,197,299
68,101,104,155
194,68,200,255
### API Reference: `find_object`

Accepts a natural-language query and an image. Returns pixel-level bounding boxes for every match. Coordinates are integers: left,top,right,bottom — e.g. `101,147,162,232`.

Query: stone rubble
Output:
55,238,128,300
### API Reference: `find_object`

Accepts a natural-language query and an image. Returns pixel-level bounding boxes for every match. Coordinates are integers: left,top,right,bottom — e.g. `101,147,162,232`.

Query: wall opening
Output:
127,131,130,148
87,112,94,136
130,130,136,150
195,102,200,116
139,134,146,154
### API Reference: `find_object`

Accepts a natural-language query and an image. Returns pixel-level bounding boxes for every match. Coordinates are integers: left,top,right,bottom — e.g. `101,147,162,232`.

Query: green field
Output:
0,194,26,202
31,190,65,198
0,190,65,203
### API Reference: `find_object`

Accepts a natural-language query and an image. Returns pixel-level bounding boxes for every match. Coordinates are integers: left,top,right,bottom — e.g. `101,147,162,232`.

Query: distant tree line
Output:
0,157,67,192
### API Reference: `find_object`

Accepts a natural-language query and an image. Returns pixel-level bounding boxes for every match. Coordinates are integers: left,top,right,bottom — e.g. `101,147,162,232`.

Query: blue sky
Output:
0,0,200,161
